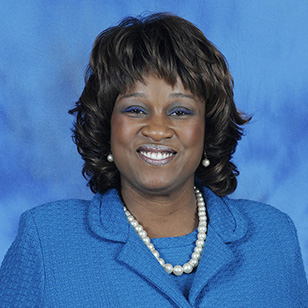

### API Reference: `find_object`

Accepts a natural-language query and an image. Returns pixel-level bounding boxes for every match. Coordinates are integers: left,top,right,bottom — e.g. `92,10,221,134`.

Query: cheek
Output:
110,114,137,150
182,121,205,149
111,115,126,148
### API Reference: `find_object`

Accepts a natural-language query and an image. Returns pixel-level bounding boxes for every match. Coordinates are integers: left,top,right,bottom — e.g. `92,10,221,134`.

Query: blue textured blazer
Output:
0,187,307,307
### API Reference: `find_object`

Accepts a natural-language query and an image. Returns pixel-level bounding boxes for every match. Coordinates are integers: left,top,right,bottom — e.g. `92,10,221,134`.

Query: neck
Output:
120,182,198,238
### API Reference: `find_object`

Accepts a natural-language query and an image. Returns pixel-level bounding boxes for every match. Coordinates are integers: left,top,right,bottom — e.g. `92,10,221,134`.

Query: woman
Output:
0,13,307,307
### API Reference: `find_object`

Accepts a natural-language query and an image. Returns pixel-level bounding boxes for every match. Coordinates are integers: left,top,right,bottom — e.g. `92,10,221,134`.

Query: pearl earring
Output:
107,153,114,163
202,153,210,167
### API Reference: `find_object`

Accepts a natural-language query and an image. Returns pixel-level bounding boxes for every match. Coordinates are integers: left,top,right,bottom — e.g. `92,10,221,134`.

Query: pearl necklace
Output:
123,187,207,276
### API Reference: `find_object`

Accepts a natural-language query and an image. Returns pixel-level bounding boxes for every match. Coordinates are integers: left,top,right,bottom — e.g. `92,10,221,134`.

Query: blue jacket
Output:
0,187,307,307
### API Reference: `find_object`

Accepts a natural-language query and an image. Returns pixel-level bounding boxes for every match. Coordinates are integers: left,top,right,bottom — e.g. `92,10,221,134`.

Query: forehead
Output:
121,74,194,97
117,80,202,110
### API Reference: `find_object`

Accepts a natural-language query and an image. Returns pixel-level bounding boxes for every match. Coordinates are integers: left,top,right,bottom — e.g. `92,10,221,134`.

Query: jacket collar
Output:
88,186,248,244
203,187,248,243
87,189,130,242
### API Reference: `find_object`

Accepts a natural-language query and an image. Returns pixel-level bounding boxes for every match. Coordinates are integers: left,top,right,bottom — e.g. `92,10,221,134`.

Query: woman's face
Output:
110,74,205,194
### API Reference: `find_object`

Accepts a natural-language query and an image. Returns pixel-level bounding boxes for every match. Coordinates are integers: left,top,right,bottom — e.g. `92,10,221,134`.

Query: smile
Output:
137,144,177,166
140,151,173,160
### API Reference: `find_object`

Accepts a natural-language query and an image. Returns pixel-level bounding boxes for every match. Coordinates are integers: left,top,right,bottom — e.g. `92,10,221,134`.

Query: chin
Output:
138,179,173,194
138,177,191,195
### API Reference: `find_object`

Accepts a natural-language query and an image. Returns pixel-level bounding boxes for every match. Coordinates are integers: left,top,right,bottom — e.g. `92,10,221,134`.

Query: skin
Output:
110,74,205,238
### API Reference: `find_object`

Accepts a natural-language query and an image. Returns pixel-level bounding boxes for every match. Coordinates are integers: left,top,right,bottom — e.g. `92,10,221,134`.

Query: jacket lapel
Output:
117,226,193,308
188,187,248,305
188,225,235,305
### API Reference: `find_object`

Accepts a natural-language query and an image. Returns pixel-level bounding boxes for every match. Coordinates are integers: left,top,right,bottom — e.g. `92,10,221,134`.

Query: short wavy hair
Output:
69,12,250,196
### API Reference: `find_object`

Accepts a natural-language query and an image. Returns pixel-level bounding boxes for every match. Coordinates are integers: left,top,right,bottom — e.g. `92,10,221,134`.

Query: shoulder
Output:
223,196,298,246
224,196,290,224
222,196,308,300
20,198,91,237
27,198,89,217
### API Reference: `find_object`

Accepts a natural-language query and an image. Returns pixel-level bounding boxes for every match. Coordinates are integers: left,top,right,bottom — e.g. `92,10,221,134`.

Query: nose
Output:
141,114,174,141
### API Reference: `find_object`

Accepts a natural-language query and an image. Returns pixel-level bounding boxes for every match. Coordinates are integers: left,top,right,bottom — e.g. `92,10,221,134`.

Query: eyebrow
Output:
118,92,197,101
117,93,146,100
169,93,197,101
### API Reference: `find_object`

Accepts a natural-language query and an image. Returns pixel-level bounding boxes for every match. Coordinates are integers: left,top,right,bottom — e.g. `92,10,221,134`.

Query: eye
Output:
124,106,146,114
169,108,192,116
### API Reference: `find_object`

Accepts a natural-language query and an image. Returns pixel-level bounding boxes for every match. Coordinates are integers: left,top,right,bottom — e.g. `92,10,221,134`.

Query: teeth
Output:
140,151,173,160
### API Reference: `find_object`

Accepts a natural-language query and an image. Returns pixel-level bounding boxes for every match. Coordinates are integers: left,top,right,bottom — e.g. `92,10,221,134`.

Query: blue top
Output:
152,228,198,299
0,187,307,307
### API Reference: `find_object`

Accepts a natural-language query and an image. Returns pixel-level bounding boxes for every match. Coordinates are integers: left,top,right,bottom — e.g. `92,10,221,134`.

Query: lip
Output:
137,144,177,166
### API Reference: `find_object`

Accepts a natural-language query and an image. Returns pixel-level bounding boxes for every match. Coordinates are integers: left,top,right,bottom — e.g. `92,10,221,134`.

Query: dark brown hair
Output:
69,12,250,196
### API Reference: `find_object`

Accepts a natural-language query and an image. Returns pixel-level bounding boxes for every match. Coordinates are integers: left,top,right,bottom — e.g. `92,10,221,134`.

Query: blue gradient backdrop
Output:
1,1,307,276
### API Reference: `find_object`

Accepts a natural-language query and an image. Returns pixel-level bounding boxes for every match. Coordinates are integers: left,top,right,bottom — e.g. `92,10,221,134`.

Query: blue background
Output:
1,0,307,276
